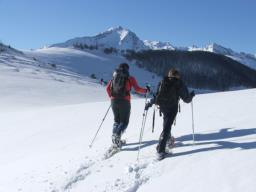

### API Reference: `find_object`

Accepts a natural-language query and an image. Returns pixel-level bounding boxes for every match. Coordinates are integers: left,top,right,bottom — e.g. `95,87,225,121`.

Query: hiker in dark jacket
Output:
145,68,195,160
106,63,150,148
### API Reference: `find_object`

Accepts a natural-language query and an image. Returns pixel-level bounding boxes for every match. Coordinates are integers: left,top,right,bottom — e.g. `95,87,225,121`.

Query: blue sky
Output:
0,0,255,53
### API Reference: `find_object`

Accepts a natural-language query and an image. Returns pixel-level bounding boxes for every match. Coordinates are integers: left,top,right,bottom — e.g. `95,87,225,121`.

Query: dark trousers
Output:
157,105,178,153
111,99,131,136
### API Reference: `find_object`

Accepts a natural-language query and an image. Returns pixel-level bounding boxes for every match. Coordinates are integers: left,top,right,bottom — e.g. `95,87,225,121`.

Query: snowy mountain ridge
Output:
188,43,256,69
143,40,175,50
51,26,148,51
50,26,256,69
51,26,177,51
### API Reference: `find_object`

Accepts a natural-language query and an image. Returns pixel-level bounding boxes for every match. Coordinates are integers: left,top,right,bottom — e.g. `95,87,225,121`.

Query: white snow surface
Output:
0,50,109,111
25,47,160,89
0,48,256,191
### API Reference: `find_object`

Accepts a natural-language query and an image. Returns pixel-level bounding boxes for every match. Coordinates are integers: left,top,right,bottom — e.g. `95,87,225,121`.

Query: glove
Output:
145,102,153,111
146,85,151,93
190,91,195,98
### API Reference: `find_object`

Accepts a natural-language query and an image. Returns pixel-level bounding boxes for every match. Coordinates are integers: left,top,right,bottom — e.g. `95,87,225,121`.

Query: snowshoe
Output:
103,145,121,159
157,152,168,161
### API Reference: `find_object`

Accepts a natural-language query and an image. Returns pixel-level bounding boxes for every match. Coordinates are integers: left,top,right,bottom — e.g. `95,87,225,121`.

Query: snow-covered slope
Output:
0,42,23,55
0,68,255,192
0,48,256,191
0,45,109,111
25,47,160,89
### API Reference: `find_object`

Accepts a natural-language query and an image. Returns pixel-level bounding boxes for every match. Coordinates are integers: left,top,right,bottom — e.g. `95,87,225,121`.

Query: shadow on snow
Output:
122,127,256,158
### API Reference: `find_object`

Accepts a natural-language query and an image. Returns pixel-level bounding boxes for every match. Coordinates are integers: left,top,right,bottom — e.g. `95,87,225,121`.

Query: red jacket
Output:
106,76,147,101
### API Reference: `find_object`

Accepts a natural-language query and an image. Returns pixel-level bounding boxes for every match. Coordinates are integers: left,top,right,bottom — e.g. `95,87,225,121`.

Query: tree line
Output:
124,50,256,91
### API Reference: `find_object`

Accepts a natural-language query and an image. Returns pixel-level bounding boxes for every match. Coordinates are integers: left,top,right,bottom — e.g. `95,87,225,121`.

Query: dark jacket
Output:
153,77,193,108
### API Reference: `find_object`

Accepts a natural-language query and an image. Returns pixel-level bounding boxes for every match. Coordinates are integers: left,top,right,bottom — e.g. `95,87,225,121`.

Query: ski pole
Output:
191,100,195,145
137,93,148,161
89,104,111,148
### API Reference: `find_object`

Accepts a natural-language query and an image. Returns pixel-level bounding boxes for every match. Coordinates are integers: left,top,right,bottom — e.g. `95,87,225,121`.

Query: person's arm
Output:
178,80,193,103
106,80,112,97
129,76,147,94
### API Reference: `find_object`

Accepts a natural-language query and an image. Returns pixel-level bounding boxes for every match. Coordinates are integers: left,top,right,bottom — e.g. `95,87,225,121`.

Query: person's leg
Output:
157,106,177,153
117,100,131,136
111,99,121,145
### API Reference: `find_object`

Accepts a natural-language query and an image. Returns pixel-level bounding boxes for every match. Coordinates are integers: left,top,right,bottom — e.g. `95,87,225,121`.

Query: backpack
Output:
155,77,179,107
110,68,130,98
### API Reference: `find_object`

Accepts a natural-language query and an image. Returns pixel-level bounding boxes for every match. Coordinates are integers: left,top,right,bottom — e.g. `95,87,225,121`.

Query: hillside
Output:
0,71,255,191
0,45,108,111
25,47,160,89
1,43,256,191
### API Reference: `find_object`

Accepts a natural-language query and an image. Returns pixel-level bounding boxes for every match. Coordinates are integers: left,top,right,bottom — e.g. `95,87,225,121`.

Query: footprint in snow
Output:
62,160,94,191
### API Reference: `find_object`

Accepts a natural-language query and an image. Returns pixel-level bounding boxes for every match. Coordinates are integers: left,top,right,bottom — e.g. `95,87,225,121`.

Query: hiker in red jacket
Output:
106,63,150,148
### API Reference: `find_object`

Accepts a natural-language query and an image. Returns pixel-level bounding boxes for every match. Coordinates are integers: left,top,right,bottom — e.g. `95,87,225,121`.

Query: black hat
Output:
119,63,129,70
168,68,180,78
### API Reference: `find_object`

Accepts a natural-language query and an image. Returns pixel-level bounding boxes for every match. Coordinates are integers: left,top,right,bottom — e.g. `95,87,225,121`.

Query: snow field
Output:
0,88,255,192
1,46,255,192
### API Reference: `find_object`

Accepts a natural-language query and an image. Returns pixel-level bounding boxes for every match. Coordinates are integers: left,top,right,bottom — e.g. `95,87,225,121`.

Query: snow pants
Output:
111,99,131,137
157,105,178,153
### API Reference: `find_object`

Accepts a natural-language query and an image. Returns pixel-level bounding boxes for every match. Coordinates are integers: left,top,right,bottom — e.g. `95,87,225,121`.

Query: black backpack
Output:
155,77,179,107
110,68,130,98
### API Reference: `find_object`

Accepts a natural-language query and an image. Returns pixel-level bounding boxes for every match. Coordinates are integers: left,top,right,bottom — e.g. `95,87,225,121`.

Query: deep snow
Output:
0,47,255,192
1,74,256,191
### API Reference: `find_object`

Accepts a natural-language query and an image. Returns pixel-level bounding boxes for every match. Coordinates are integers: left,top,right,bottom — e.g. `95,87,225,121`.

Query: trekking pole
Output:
191,100,195,145
89,104,111,148
152,105,156,133
137,93,148,161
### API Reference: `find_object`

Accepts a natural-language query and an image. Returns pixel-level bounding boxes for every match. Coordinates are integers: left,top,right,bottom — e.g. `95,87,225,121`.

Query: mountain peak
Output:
51,26,147,51
204,43,234,55
99,26,132,42
107,26,125,32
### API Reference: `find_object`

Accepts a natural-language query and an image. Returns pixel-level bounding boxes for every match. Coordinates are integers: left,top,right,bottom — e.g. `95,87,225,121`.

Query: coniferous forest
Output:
125,50,256,91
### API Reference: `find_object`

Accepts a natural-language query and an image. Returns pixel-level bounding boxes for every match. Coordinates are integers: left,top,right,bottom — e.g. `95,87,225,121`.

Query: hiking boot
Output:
167,136,175,149
112,134,122,148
